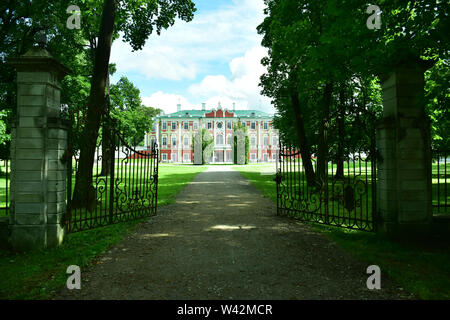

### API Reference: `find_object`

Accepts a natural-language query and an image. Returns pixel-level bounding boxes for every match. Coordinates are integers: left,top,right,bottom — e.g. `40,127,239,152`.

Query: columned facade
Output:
146,104,278,163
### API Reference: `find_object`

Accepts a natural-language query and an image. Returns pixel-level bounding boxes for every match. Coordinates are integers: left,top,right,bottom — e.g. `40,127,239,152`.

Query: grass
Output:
234,164,450,300
0,165,206,300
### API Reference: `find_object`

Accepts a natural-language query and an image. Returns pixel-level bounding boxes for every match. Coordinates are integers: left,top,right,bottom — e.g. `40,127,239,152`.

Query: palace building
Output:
145,103,279,163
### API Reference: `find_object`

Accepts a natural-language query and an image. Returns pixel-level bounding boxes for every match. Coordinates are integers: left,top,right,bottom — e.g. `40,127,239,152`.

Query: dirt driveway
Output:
55,166,409,299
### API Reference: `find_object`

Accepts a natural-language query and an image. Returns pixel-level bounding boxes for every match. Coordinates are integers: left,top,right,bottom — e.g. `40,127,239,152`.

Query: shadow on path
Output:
56,166,408,299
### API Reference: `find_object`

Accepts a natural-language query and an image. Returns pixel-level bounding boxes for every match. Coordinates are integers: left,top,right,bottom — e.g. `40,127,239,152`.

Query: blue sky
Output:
110,0,273,115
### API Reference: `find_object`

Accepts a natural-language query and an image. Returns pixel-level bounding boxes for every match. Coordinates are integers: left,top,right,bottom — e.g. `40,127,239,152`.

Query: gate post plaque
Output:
376,57,433,239
9,45,70,251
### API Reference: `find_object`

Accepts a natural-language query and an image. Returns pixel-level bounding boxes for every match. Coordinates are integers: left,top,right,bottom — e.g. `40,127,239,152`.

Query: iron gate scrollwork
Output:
275,144,377,232
66,120,159,233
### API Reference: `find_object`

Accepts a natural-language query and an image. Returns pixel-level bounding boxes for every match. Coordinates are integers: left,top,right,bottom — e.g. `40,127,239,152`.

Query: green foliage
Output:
110,76,160,145
258,0,449,156
425,59,449,152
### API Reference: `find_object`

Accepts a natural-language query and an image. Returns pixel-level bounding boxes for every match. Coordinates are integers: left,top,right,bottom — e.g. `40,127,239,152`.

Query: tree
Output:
72,0,196,208
258,0,448,189
232,122,250,165
110,77,160,146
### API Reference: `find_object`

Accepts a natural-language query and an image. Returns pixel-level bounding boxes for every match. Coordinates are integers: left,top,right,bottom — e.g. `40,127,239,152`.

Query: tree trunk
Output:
317,82,333,186
71,0,117,208
290,89,316,188
335,87,345,179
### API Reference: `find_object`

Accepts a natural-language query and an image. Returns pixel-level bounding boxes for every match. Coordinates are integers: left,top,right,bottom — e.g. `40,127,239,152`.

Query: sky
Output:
109,0,274,115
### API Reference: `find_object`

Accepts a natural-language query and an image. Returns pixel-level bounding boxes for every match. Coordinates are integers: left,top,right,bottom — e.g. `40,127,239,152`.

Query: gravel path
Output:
55,166,409,300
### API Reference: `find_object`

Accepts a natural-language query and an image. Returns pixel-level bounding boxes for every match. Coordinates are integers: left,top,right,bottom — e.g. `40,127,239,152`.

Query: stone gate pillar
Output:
376,58,433,239
9,46,71,251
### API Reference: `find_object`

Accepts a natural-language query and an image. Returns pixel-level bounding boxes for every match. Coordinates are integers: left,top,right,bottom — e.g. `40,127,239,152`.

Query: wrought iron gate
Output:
65,124,159,233
275,144,377,232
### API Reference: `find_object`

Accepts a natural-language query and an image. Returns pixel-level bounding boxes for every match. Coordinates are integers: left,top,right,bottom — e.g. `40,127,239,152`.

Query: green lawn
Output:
234,164,450,300
0,164,206,299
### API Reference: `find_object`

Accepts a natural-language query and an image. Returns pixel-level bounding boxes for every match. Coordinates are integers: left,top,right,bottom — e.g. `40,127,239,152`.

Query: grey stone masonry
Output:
9,47,70,251
377,60,433,239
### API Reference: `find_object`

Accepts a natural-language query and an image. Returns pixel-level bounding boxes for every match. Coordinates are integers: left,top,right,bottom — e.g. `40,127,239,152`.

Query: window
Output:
272,153,277,160
162,154,167,161
152,124,156,132
251,153,256,160
273,136,278,147
171,122,177,130
194,122,198,130
217,122,223,129
241,121,246,127
251,122,256,130
184,154,190,161
184,136,189,146
162,122,167,130
207,122,212,129
172,136,177,147
184,122,189,130
227,121,232,129
162,137,167,147
263,122,268,130
216,135,224,145
150,137,156,148
227,135,232,145
263,136,269,146
251,136,256,147
171,153,177,162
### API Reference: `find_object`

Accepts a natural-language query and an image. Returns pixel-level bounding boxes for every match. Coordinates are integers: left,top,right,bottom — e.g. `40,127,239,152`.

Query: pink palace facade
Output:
145,103,279,163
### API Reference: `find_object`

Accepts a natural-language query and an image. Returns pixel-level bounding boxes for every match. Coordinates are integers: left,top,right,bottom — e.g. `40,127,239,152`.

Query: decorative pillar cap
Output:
9,47,71,81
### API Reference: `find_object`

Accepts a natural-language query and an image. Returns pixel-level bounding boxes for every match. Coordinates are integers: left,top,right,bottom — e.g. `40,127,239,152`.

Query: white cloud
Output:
142,92,197,114
188,46,274,113
110,0,267,80
115,0,274,115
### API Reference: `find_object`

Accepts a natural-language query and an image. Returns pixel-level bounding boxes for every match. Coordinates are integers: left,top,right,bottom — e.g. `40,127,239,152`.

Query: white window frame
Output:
162,154,167,161
263,122,268,130
251,121,256,130
183,153,190,161
207,122,212,129
184,136,189,147
162,122,167,130
184,122,189,130
227,121,232,129
171,136,177,147
263,135,269,147
171,122,176,130
194,122,198,130
162,137,167,147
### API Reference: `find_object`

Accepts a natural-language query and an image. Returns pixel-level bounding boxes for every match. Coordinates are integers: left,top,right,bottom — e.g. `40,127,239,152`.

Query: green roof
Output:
157,109,273,119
